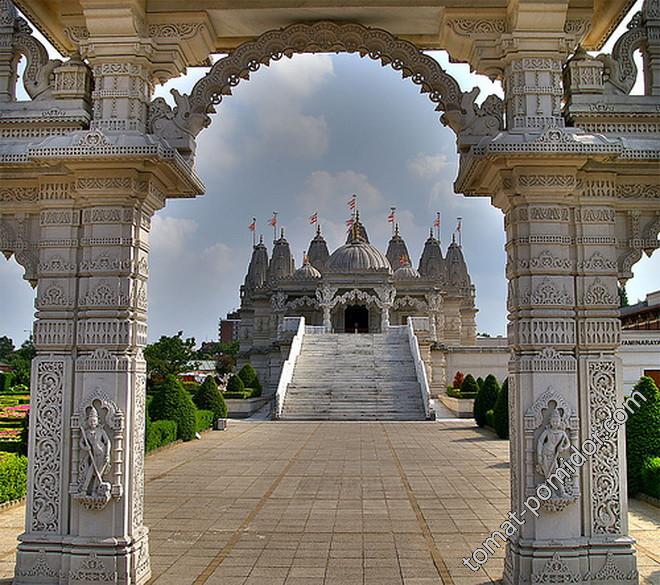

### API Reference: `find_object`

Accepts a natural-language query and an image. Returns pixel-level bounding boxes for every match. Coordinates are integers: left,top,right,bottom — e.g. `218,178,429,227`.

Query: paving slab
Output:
0,420,656,585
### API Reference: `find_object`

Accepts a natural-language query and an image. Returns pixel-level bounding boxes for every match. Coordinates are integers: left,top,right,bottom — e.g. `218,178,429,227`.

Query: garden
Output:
447,370,660,502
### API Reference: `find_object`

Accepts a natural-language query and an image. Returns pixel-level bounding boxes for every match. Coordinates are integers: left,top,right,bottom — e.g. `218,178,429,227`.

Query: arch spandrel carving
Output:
148,21,504,159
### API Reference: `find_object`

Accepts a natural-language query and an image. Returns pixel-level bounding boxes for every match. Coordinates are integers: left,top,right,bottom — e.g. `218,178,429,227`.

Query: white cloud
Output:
298,170,384,215
407,153,450,179
150,216,198,256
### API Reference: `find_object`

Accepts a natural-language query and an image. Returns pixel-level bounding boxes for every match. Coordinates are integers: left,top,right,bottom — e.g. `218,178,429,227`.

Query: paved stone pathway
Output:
0,421,657,584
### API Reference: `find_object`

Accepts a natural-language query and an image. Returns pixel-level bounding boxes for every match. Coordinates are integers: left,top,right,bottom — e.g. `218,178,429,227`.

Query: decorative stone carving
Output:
447,18,506,35
583,277,617,306
70,389,124,510
31,359,65,532
524,389,579,511
132,375,146,529
532,553,581,583
587,360,621,535
148,21,502,157
68,553,117,582
14,549,59,579
522,278,573,306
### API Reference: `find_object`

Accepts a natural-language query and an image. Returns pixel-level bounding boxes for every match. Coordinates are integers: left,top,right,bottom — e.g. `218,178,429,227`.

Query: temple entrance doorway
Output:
344,305,369,333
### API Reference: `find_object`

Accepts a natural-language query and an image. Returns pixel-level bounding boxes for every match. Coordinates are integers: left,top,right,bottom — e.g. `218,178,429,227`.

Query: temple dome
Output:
326,236,392,274
291,256,322,280
393,263,420,280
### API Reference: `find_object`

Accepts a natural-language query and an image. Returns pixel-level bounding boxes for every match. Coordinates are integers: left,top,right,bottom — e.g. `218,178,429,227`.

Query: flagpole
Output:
436,212,440,242
272,211,278,243
252,218,256,248
457,216,462,247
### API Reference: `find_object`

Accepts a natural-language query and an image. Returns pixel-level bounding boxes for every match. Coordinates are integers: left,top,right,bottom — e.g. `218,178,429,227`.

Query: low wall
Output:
438,395,475,418
225,396,271,418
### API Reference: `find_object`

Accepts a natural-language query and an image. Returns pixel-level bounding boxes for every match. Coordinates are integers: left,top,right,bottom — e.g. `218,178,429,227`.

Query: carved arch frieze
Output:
148,21,503,157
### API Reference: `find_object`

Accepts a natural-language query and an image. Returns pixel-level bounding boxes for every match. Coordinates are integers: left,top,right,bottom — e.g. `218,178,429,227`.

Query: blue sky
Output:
1,4,658,345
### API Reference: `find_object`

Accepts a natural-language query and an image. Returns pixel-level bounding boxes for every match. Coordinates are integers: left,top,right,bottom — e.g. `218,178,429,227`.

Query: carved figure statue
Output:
536,409,571,489
79,406,111,499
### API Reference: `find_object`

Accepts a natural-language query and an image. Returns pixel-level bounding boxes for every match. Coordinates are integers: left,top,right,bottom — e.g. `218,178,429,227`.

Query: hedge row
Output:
468,374,509,439
0,453,28,503
641,457,660,500
145,420,178,453
625,376,660,497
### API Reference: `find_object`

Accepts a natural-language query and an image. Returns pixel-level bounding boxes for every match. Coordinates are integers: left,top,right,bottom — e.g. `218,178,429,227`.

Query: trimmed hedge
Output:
447,387,478,399
0,453,28,503
493,378,509,439
145,420,178,453
182,381,200,396
195,409,214,433
226,374,245,393
625,376,660,495
476,377,484,391
224,390,256,400
149,375,197,442
194,376,227,419
474,374,500,428
641,457,660,500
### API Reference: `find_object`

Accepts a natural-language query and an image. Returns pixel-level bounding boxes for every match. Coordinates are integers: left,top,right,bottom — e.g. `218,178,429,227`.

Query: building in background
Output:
219,310,241,343
618,290,660,389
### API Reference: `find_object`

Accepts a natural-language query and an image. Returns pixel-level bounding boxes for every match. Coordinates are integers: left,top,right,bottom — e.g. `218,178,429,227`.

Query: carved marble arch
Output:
597,11,647,95
148,21,504,155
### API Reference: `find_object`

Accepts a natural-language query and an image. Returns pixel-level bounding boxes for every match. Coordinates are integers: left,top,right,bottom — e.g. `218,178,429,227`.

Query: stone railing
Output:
406,318,432,419
275,316,306,418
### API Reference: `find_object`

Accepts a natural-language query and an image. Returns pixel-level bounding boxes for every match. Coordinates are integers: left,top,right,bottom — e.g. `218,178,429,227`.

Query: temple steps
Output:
280,332,425,421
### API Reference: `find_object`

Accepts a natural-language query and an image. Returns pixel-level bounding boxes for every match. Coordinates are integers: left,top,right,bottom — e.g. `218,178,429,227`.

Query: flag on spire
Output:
248,218,256,232
433,213,440,228
387,207,396,223
268,212,278,227
309,212,318,225
348,194,357,211
456,217,462,246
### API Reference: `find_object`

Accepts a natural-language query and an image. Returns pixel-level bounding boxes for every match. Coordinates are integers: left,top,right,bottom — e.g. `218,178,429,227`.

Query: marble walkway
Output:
0,420,658,584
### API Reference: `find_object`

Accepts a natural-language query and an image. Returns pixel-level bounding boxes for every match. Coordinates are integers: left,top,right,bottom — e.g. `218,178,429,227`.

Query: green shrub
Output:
0,372,14,393
476,377,484,391
238,363,258,386
626,376,660,495
226,374,245,393
461,374,479,395
0,453,28,503
18,413,29,456
145,419,178,453
641,456,660,499
473,374,500,428
223,390,251,400
195,409,214,432
149,375,197,442
485,409,495,429
11,384,28,395
493,378,509,439
194,376,227,419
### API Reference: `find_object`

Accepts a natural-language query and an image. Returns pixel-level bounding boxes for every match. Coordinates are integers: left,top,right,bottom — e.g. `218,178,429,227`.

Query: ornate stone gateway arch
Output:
0,0,659,583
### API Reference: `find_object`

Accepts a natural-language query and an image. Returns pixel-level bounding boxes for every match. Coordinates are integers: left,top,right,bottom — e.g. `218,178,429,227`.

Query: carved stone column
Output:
503,173,638,584
15,179,160,585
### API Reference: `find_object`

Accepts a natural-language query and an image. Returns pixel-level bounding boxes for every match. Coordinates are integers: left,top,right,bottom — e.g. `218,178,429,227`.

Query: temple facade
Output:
238,213,480,389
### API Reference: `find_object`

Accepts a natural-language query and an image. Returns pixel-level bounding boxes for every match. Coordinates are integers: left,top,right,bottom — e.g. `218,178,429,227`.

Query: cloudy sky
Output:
1,4,657,346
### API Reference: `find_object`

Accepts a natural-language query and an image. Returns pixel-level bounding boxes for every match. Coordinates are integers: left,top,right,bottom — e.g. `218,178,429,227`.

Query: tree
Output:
618,285,629,308
216,354,236,376
8,338,36,387
625,376,660,495
460,374,478,395
493,378,509,439
476,376,484,391
473,374,500,428
226,374,245,392
144,332,197,380
0,336,14,362
194,376,227,419
452,371,465,389
149,375,197,442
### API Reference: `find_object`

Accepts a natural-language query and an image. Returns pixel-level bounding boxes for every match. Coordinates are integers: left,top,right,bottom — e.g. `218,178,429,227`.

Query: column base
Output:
15,529,150,585
505,538,639,584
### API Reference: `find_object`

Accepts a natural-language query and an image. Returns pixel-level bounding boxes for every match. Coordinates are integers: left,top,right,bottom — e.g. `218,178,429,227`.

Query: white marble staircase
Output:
280,331,426,420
